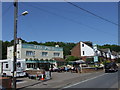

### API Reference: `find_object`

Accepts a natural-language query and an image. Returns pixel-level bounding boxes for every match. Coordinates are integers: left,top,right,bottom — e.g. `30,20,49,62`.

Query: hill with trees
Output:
1,39,120,59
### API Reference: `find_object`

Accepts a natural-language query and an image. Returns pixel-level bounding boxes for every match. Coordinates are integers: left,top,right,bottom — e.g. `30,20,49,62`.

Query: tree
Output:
2,41,11,59
28,41,39,45
2,39,120,60
117,58,120,63
98,44,120,52
65,56,79,61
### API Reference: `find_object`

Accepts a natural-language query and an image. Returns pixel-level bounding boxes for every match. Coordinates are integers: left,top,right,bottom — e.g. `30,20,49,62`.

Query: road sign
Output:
94,56,98,62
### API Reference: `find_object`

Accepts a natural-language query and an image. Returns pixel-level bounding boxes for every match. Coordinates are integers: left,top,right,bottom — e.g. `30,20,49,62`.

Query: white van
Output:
0,59,26,77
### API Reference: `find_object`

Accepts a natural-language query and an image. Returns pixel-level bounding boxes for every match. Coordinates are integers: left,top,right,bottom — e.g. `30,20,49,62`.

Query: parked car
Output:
104,62,118,73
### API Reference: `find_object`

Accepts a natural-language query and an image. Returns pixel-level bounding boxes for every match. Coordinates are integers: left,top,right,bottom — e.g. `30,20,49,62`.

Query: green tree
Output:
65,56,79,61
98,44,120,52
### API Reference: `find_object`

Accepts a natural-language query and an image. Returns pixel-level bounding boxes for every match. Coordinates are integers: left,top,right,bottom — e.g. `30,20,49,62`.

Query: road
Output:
17,69,120,89
17,70,104,89
63,71,119,89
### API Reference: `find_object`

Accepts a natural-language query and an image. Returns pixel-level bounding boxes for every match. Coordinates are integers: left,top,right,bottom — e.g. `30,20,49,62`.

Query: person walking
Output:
65,66,68,72
79,64,82,73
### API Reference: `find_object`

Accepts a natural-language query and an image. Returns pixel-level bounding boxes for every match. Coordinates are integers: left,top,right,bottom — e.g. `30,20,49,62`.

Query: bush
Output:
117,58,120,63
103,60,111,65
65,56,79,61
86,57,94,64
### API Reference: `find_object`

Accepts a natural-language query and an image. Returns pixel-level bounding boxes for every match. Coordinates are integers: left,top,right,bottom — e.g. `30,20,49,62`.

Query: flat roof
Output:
22,43,63,51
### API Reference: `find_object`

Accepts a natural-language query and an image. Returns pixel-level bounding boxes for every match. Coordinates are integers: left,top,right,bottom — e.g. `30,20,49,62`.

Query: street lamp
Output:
13,0,28,89
22,11,28,16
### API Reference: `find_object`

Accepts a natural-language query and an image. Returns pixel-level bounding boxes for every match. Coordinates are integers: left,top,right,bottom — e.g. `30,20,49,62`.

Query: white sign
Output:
94,56,98,62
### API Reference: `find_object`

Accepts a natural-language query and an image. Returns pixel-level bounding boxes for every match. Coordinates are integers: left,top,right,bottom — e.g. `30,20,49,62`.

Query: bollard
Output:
40,74,44,80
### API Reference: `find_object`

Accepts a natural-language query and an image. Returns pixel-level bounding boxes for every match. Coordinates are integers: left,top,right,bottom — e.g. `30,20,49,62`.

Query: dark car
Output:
104,62,118,73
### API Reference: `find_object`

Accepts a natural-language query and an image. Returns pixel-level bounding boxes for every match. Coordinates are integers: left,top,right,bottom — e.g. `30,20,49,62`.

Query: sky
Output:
2,2,118,45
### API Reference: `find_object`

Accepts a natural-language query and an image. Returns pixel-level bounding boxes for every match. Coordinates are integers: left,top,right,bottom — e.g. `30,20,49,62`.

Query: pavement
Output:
17,70,105,89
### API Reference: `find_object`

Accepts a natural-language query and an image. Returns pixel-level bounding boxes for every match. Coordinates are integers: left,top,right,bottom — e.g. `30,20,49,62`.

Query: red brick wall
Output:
71,42,81,58
0,77,12,89
81,56,87,61
71,42,91,61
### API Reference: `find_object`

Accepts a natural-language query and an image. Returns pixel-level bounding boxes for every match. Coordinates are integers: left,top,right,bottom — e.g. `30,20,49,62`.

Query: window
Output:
42,52,48,56
82,44,84,47
54,53,60,57
17,62,21,67
6,64,8,68
83,51,85,55
26,51,35,56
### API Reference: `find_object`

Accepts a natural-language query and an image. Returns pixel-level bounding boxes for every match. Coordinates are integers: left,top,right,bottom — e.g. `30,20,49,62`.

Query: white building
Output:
71,42,95,60
7,39,63,60
111,51,118,60
80,42,94,56
100,48,112,59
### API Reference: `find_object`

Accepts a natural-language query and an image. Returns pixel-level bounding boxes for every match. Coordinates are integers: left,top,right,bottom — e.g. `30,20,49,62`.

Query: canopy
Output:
75,60,85,63
69,60,85,64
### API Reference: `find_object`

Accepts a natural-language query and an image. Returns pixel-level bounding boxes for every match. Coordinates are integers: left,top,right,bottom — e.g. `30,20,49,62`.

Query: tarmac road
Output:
63,71,119,89
17,70,106,89
17,69,120,89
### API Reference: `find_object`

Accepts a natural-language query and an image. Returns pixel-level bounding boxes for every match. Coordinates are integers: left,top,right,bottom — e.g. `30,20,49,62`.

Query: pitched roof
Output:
100,48,110,53
83,41,93,48
111,51,118,56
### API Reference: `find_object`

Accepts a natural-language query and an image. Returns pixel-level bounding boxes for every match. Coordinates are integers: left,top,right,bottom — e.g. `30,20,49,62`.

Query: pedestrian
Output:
65,66,68,72
79,64,82,73
71,66,74,73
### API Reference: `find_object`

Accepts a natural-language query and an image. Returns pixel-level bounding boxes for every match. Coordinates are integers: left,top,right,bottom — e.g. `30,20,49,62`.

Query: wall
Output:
111,55,116,59
7,46,13,59
7,44,22,59
80,42,94,56
71,42,81,58
21,48,63,60
7,43,63,60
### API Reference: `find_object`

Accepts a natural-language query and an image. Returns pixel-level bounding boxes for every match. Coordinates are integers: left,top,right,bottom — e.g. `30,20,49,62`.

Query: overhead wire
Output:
64,0,118,26
20,2,116,37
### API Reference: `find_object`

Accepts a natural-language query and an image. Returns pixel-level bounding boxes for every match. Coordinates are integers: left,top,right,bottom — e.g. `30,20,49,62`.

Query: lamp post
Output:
13,0,18,89
13,0,28,89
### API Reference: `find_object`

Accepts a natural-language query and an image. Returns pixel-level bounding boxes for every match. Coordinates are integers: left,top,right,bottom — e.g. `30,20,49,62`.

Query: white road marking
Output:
63,73,108,88
17,81,27,84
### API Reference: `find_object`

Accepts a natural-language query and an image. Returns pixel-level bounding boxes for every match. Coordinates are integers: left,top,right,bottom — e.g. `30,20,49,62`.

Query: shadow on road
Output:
17,79,49,90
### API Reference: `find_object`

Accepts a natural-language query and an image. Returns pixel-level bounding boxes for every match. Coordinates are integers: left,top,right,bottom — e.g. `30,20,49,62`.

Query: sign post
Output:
93,44,98,62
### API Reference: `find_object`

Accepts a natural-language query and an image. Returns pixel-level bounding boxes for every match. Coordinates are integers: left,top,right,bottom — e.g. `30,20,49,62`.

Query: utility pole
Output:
13,0,18,89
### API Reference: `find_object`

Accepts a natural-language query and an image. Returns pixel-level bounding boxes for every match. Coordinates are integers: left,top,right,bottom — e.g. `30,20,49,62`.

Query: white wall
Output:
7,46,13,59
106,53,110,58
0,63,2,74
7,44,21,59
96,50,101,56
7,42,63,60
21,48,63,60
111,55,116,59
80,42,94,56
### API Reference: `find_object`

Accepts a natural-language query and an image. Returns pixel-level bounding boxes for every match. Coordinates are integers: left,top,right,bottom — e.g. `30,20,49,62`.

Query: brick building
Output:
71,42,95,61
